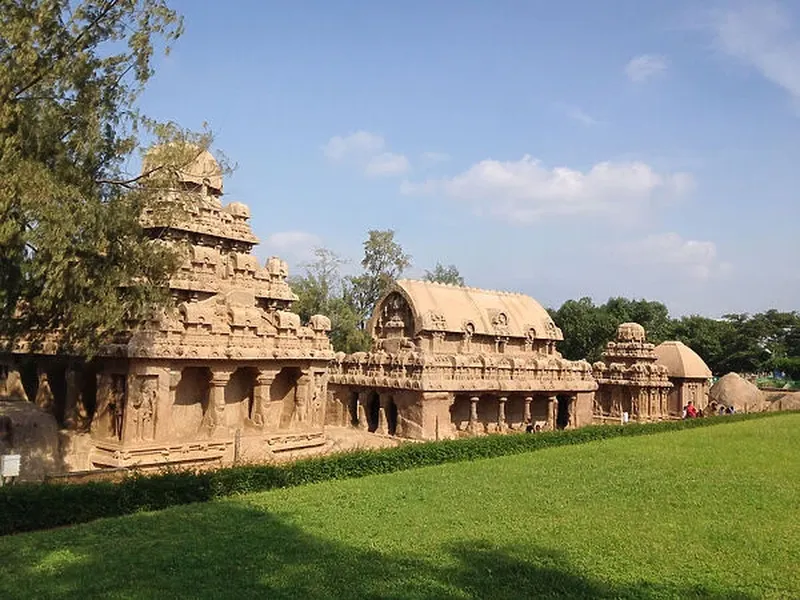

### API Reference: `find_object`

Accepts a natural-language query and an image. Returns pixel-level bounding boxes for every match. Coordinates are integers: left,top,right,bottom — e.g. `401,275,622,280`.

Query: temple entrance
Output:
449,395,472,431
556,395,571,429
349,392,359,426
387,397,398,436
173,367,211,439
225,367,258,428
45,365,67,425
366,391,380,433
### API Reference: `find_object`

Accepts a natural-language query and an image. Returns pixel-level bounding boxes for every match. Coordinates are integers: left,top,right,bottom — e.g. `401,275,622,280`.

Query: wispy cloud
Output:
706,0,800,104
613,233,732,281
625,54,669,82
322,131,410,176
557,103,602,126
365,152,410,176
401,155,693,223
263,230,322,267
420,151,451,164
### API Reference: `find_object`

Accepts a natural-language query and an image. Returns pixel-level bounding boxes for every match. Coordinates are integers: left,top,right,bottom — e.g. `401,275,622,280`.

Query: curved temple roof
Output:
372,279,564,341
654,341,712,379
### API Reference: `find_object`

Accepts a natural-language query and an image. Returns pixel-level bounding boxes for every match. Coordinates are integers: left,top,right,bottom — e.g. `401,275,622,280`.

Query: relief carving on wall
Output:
130,376,157,442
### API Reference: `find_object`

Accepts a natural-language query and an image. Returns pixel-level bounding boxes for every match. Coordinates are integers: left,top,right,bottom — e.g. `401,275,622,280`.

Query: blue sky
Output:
136,0,800,317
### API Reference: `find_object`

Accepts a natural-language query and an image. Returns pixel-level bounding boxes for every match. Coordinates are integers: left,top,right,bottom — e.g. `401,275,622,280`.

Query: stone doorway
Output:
556,395,571,429
366,391,380,433
349,392,359,426
387,397,399,436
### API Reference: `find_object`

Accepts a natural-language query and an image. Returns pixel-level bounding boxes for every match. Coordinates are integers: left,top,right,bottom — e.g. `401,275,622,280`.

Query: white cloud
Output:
625,54,669,82
365,152,410,176
707,0,800,103
263,230,322,266
401,155,693,223
322,130,410,176
614,233,732,281
561,104,602,126
322,131,384,161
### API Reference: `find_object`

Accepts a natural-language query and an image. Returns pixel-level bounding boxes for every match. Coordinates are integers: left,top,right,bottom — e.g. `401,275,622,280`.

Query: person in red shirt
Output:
685,401,698,418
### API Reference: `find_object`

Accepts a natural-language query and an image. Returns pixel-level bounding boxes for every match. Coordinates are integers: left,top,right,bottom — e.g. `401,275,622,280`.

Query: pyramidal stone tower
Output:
2,147,335,475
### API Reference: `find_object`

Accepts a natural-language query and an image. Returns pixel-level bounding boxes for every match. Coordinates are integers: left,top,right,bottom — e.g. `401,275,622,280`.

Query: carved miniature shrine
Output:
592,323,674,422
0,149,334,473
326,280,598,440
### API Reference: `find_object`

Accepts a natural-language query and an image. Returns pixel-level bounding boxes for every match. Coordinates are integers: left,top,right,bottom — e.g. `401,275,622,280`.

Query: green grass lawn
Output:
1,415,798,600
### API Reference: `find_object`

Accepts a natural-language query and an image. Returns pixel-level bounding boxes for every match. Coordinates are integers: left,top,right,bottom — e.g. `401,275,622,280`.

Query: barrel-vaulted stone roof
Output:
654,341,712,379
371,279,564,341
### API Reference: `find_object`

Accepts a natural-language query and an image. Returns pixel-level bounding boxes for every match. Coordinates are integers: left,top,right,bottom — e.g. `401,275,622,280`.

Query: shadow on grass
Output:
0,502,757,600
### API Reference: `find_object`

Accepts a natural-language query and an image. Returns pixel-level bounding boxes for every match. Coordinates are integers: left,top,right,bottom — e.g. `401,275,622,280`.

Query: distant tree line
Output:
549,298,800,378
291,231,800,378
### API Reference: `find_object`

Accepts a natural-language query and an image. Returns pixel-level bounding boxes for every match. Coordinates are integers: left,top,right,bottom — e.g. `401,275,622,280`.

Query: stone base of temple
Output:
90,439,232,469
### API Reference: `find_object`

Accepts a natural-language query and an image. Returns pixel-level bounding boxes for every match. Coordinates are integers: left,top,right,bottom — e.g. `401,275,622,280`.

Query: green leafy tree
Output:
344,229,411,326
549,297,617,362
666,315,733,375
290,248,371,353
602,297,672,343
424,262,464,286
0,0,201,354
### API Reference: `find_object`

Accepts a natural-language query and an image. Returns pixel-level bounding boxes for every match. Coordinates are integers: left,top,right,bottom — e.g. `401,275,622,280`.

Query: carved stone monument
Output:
0,148,334,474
327,280,598,440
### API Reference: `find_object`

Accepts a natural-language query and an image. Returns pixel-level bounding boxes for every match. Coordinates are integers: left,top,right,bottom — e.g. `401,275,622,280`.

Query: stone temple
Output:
0,148,718,480
0,149,334,475
326,280,598,439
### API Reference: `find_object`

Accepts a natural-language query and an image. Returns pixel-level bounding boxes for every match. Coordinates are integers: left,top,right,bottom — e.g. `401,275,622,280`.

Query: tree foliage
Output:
0,0,201,354
289,248,372,354
343,229,410,327
551,295,800,377
424,262,464,286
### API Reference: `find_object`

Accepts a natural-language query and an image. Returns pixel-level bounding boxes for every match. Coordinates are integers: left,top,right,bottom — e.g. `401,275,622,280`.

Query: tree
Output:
602,297,671,344
290,248,371,353
290,248,346,322
0,0,199,354
424,262,464,286
666,315,732,375
344,229,411,326
549,297,617,362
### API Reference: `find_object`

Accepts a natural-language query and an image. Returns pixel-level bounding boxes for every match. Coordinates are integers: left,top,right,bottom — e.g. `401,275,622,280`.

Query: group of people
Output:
682,400,736,419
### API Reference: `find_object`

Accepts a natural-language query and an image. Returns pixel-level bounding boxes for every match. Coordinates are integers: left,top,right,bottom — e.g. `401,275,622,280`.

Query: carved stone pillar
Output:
497,396,508,433
547,395,557,430
293,371,313,428
357,391,369,431
64,368,80,430
568,395,577,429
467,396,481,434
376,393,390,435
35,368,54,413
377,407,389,435
204,369,231,433
523,396,533,424
251,370,277,426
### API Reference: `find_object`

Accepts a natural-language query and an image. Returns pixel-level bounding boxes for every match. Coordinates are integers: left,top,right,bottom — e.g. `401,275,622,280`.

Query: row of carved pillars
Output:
184,366,320,433
465,394,577,434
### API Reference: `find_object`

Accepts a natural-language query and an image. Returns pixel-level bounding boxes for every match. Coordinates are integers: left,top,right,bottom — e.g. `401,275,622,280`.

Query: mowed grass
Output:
1,415,798,600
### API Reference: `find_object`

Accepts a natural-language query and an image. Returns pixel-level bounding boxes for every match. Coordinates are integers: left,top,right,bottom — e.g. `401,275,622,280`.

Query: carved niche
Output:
376,293,413,340
488,310,510,335
129,376,158,443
